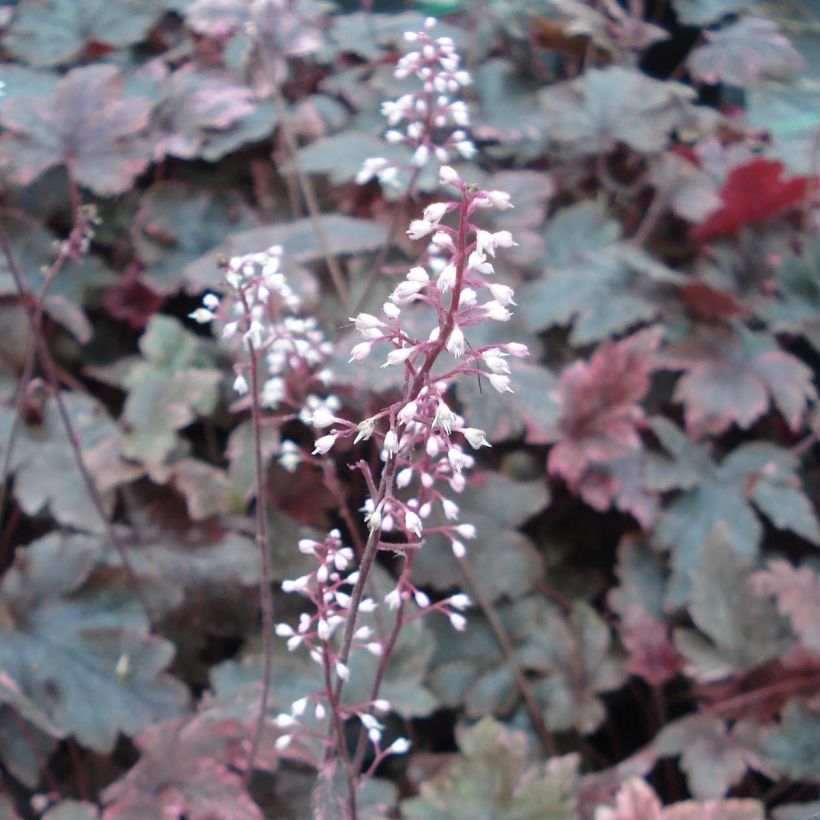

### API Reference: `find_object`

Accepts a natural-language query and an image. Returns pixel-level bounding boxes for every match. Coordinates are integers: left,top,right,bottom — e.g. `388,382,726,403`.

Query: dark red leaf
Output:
691,159,811,241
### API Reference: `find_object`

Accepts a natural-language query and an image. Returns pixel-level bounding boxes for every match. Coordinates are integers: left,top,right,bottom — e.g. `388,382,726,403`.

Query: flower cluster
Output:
357,17,475,187
310,164,525,634
190,245,339,471
274,530,412,764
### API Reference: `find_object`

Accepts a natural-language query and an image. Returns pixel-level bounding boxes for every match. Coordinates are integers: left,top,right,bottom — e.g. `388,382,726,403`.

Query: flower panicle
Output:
357,18,476,187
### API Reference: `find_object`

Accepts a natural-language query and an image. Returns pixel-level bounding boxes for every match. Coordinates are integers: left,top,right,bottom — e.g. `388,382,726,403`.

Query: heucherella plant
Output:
190,19,523,818
273,160,524,816
357,16,475,188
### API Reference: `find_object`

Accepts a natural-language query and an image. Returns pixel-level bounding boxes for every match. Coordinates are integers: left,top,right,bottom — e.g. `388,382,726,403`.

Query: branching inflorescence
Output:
357,17,475,189
191,18,524,818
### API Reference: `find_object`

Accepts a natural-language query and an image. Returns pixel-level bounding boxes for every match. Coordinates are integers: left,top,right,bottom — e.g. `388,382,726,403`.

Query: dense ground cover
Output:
0,0,819,817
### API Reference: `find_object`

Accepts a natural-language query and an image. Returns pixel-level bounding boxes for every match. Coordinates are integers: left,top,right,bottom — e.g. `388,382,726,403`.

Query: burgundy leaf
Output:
620,604,680,686
660,326,816,437
546,328,660,520
751,560,820,654
0,64,152,195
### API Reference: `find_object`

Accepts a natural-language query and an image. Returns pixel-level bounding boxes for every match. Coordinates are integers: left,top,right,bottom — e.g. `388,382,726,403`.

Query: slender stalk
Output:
0,222,75,524
242,340,275,781
0,222,156,627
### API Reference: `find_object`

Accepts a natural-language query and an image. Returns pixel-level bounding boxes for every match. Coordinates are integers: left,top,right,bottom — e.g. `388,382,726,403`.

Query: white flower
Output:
456,523,476,539
446,325,465,357
407,219,434,240
385,588,402,610
449,613,467,631
462,427,491,449
433,401,458,434
189,307,214,324
483,300,512,322
414,590,431,608
397,467,414,488
275,623,294,637
488,373,513,393
312,433,338,455
451,539,467,558
297,539,318,554
455,140,476,159
405,509,423,537
506,342,530,357
233,374,249,395
387,737,411,755
487,190,513,209
291,697,308,716
349,341,373,362
311,406,337,428
351,312,385,334
383,429,400,455
437,263,457,293
275,734,292,750
354,417,376,443
487,283,516,305
439,165,461,185
373,699,391,713
442,498,459,520
449,593,471,610
423,202,450,223
398,400,418,425
336,662,350,681
382,347,414,367
274,713,297,728
412,144,430,167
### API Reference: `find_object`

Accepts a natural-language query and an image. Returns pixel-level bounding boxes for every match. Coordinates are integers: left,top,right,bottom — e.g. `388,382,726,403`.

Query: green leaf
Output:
763,699,820,780
401,718,579,820
688,17,803,87
0,670,61,787
763,240,820,353
5,0,173,68
0,532,188,752
412,471,548,602
649,420,819,606
538,67,695,157
674,525,788,680
519,201,678,344
655,714,766,798
473,59,550,162
523,601,626,734
133,182,256,294
119,315,222,469
0,64,152,195
1,392,142,533
285,131,413,186
596,776,765,819
101,710,272,819
746,79,820,175
184,214,387,293
42,802,99,820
